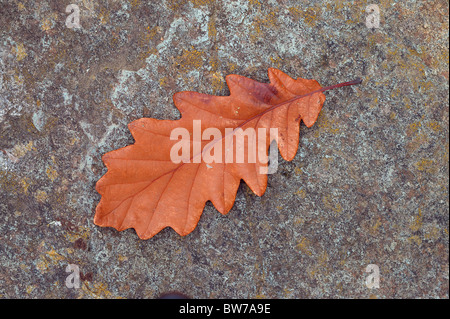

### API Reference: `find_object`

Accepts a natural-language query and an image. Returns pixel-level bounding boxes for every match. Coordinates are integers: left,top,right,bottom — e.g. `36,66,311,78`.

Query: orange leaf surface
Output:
94,68,361,239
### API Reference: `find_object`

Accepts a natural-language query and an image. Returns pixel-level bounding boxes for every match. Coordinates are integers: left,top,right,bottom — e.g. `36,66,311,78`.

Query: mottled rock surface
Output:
0,0,448,298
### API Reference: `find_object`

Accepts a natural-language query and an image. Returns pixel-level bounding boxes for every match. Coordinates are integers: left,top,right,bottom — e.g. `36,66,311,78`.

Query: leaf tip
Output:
351,77,363,85
267,67,285,79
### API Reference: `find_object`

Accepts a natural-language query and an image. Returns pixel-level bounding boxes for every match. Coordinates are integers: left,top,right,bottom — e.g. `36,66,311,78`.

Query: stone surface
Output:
0,0,448,298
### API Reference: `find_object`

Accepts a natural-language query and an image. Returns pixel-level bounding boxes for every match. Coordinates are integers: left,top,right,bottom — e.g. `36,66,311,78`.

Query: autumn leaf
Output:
94,68,361,239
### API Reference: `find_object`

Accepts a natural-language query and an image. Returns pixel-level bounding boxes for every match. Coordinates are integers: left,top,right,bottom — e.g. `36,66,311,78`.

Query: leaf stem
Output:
320,78,363,92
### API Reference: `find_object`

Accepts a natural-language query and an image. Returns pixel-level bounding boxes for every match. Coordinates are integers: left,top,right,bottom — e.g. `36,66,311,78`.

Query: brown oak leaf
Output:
94,68,361,239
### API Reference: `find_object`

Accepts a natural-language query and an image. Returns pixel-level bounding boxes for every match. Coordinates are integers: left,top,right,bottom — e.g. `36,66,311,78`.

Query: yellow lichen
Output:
13,43,27,61
372,218,382,233
12,141,34,158
227,62,237,72
46,249,66,262
403,96,411,109
250,10,280,42
283,288,294,297
315,112,340,137
302,7,319,27
142,26,161,44
159,76,168,88
175,47,204,72
295,189,306,199
14,74,24,86
69,137,78,145
130,0,141,7
20,177,31,193
248,0,261,6
369,96,378,109
424,225,441,241
82,0,95,12
288,7,302,20
166,0,214,10
64,225,91,243
46,166,58,182
306,251,330,279
408,122,422,134
210,55,219,72
41,18,53,31
410,209,423,232
208,18,217,39
189,0,214,7
167,0,186,11
290,6,322,26
296,238,313,255
26,285,36,294
98,8,110,24
210,71,224,93
36,248,66,273
408,235,422,246
0,171,22,194
269,56,282,68
34,190,48,203
415,158,437,173
322,194,342,214
80,281,116,299
427,121,442,132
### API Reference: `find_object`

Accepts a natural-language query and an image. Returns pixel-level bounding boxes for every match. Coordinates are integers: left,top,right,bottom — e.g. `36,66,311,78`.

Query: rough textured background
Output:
0,0,448,299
